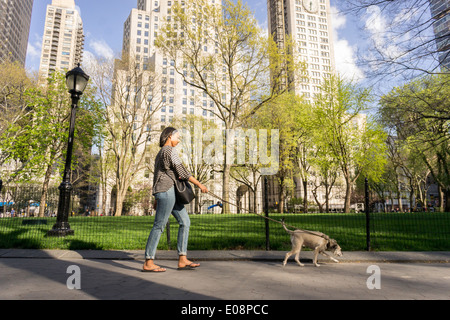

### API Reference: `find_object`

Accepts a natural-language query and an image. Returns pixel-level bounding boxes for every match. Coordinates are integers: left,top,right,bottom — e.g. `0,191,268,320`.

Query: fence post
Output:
264,176,270,251
365,177,371,251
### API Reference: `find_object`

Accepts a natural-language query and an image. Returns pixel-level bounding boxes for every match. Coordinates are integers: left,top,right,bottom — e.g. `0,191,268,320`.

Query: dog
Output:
281,219,342,267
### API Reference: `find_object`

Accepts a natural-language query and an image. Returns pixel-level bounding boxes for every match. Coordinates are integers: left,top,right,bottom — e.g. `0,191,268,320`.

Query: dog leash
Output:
206,191,289,224
206,190,329,239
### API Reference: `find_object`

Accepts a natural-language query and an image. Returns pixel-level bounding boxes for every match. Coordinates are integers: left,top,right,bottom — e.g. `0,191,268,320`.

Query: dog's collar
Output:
326,240,333,249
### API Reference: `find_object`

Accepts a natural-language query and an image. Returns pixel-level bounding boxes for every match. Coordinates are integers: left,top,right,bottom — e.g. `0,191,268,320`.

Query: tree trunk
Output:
101,184,107,215
115,195,124,217
302,179,308,213
253,186,258,213
444,188,450,212
278,182,285,214
115,181,128,217
397,189,403,212
409,180,414,212
438,186,444,212
222,164,231,214
344,178,352,213
39,164,53,217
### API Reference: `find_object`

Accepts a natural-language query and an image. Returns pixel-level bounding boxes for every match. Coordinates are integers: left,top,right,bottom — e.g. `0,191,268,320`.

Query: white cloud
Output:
25,33,43,71
27,42,40,59
364,6,402,62
392,7,419,26
89,39,114,60
332,7,347,30
82,50,97,74
330,7,365,82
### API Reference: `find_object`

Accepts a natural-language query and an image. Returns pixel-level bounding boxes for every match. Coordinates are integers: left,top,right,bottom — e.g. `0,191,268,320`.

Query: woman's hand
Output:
198,183,209,194
189,176,209,193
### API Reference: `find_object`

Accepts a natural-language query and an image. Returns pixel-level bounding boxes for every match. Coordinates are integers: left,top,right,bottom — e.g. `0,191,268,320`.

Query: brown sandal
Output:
177,263,200,270
142,267,166,273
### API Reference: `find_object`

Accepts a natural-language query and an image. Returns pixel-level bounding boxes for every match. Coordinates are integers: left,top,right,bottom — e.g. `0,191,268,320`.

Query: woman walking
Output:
143,127,208,272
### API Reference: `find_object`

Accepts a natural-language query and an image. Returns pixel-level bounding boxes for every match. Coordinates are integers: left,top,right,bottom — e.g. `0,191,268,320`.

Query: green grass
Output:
0,212,448,251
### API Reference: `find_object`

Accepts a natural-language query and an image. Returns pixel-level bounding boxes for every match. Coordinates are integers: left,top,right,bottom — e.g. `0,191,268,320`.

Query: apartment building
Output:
268,0,336,101
0,0,34,66
38,0,84,83
265,0,366,213
429,0,450,70
100,0,227,215
121,0,221,126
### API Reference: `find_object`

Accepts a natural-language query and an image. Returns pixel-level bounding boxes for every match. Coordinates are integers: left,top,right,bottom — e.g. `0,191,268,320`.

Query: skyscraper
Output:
0,0,34,66
267,0,341,211
120,0,221,127
99,0,226,216
267,0,336,102
38,0,84,83
430,0,449,70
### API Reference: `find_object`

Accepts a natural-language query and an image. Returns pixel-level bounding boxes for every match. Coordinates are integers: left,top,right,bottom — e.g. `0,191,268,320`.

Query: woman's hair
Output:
159,127,178,147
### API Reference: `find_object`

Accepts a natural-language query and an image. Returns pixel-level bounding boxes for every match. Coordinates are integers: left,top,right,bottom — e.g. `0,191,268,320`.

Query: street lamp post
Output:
48,64,89,237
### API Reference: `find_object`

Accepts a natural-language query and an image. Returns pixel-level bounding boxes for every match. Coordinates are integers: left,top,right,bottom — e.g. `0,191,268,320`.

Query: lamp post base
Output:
47,226,74,237
47,181,74,237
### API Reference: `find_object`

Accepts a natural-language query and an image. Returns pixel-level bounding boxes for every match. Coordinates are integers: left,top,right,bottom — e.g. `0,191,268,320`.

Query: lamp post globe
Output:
66,64,90,96
47,64,89,237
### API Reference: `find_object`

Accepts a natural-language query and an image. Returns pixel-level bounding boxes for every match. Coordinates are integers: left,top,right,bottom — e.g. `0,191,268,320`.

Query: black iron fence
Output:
0,185,449,251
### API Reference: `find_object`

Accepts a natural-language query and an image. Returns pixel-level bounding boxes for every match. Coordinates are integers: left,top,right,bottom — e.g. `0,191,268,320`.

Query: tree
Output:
341,0,449,80
313,75,387,213
171,114,218,214
87,55,163,216
254,92,305,213
385,136,408,212
0,71,99,217
155,0,301,212
308,143,340,213
0,60,34,166
379,73,450,211
401,143,432,211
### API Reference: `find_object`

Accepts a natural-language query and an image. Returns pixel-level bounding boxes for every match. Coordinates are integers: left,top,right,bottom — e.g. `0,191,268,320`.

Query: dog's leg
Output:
294,242,304,267
283,239,304,267
320,252,339,263
283,251,293,266
283,237,296,266
313,247,321,267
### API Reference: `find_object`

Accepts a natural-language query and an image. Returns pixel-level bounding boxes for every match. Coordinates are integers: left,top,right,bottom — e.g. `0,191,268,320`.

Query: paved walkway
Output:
0,250,449,304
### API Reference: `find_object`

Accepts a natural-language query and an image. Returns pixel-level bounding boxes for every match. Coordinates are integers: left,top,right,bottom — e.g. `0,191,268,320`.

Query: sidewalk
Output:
1,248,449,263
0,249,449,301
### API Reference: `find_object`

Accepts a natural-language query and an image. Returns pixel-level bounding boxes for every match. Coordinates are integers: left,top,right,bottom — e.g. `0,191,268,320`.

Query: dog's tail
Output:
281,218,295,234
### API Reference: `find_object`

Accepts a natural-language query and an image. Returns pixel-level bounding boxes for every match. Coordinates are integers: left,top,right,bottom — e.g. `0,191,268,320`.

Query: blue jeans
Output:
145,186,191,260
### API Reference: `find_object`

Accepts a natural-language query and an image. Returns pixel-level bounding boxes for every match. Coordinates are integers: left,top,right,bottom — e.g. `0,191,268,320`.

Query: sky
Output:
25,0,369,84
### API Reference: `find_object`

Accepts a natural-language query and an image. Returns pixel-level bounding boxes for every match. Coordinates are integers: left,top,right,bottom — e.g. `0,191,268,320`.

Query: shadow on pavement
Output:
0,242,215,300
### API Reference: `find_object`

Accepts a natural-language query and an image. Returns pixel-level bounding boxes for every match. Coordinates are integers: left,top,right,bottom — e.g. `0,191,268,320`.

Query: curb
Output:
0,249,449,263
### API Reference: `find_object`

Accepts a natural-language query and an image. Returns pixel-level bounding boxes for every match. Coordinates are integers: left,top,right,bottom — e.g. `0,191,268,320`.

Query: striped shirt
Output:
152,146,192,195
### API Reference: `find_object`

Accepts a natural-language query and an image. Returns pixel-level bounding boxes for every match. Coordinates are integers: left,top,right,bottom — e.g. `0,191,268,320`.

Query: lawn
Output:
0,212,448,251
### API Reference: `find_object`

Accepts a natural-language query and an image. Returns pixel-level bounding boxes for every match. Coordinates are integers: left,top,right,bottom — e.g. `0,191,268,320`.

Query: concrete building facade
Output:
38,0,84,83
0,0,34,66
429,0,450,70
267,0,336,102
